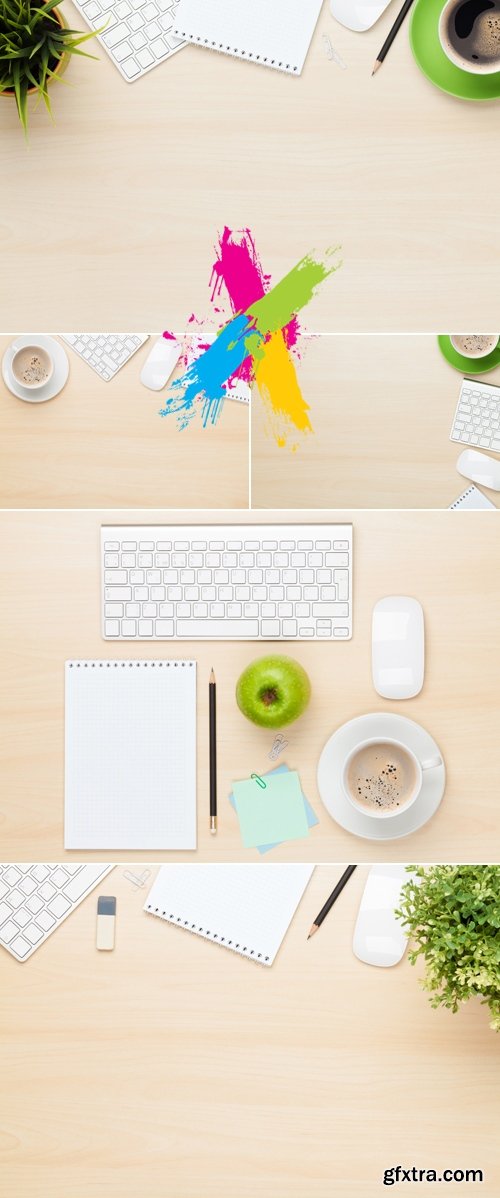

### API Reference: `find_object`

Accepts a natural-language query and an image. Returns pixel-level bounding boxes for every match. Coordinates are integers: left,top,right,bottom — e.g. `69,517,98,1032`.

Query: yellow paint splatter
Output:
254,330,313,448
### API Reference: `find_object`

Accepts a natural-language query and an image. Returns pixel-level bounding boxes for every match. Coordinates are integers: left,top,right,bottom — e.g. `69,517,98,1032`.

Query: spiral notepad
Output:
65,660,196,849
174,0,324,75
449,485,496,510
144,864,315,965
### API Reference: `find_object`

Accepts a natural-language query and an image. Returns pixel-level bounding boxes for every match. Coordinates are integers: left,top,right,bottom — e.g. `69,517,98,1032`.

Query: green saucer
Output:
410,0,500,101
438,335,500,375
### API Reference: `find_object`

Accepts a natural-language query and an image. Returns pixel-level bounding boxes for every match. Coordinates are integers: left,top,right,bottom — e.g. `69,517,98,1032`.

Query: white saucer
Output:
317,712,446,841
2,336,69,403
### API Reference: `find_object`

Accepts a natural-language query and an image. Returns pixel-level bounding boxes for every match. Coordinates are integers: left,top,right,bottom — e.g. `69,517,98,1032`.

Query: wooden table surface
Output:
1,4,499,332
1,862,499,1198
0,336,249,509
252,335,500,510
1,508,499,863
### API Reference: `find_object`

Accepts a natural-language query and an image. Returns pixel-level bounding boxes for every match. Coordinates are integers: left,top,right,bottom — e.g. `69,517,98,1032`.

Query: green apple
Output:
236,655,311,729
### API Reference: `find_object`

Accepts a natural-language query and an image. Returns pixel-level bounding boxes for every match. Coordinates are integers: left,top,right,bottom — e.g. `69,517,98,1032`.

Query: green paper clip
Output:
251,773,267,789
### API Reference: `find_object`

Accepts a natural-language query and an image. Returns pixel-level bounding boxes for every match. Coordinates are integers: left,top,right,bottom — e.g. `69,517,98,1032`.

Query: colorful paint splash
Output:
160,228,341,447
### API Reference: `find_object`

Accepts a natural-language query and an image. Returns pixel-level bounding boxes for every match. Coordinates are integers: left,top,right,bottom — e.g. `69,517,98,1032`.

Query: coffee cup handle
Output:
421,755,442,771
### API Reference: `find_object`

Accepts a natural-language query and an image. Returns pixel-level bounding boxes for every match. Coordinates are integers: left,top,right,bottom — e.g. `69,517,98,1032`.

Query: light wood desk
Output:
1,863,498,1198
1,6,499,332
1,509,499,862
0,336,249,508
252,336,500,509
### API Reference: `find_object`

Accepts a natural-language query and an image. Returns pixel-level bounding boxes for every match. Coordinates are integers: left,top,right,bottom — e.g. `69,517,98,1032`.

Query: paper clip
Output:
251,773,267,789
322,34,347,69
269,734,289,761
122,869,152,889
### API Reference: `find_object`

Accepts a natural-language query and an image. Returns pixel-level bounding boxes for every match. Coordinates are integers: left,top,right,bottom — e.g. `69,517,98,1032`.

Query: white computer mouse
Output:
140,335,181,391
353,864,409,967
330,0,393,32
457,449,500,492
372,596,424,700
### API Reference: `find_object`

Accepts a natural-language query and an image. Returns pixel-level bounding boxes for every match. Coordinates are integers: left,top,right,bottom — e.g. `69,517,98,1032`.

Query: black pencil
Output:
209,668,217,834
372,0,415,75
308,865,357,938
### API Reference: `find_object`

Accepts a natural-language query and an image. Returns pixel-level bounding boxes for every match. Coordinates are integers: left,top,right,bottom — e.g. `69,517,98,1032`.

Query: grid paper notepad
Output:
144,864,315,965
64,661,196,850
174,0,324,75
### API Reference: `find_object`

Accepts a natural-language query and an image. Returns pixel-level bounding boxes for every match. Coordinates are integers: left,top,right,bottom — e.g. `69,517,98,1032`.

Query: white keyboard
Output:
71,0,183,81
61,334,149,380
450,379,500,453
101,524,353,640
0,864,113,962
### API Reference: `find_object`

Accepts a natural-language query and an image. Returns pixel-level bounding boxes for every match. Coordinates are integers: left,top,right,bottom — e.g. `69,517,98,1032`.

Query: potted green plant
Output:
397,864,500,1032
0,0,101,134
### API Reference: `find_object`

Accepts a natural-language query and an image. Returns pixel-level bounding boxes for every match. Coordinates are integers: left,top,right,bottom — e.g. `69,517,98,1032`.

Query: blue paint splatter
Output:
160,313,262,430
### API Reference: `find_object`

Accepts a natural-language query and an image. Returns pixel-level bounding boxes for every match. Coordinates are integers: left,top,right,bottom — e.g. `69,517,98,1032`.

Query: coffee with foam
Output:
440,0,500,74
451,334,499,358
346,741,418,815
12,346,52,388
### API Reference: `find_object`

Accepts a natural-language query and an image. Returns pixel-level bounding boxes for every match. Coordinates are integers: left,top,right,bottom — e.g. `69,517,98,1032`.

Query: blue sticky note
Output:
229,764,318,853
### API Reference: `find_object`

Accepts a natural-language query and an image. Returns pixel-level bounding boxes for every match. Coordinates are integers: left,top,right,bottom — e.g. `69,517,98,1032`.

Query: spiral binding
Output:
146,904,270,963
67,660,196,669
174,30,299,73
449,486,478,509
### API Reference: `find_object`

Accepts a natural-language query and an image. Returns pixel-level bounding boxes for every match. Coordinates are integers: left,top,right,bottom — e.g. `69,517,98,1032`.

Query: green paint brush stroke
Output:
246,246,341,359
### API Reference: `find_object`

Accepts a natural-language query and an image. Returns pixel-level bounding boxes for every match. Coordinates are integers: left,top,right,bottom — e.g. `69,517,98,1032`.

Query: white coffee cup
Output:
450,334,499,359
439,0,500,76
341,737,442,820
11,343,54,390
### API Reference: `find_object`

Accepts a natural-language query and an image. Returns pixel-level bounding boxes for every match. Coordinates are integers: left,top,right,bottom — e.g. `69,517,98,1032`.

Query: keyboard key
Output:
106,603,124,617
38,882,56,901
103,20,129,44
261,620,280,637
13,907,32,928
105,587,132,600
10,935,31,957
105,569,128,583
122,58,141,77
19,877,37,896
58,869,100,904
51,869,70,888
177,620,260,638
36,910,56,931
313,603,349,618
0,920,18,944
155,620,174,636
24,923,44,945
3,867,21,886
48,895,72,919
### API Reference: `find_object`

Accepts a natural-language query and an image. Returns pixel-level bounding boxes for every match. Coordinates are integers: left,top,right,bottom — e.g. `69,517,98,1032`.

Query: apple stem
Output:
261,688,278,706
